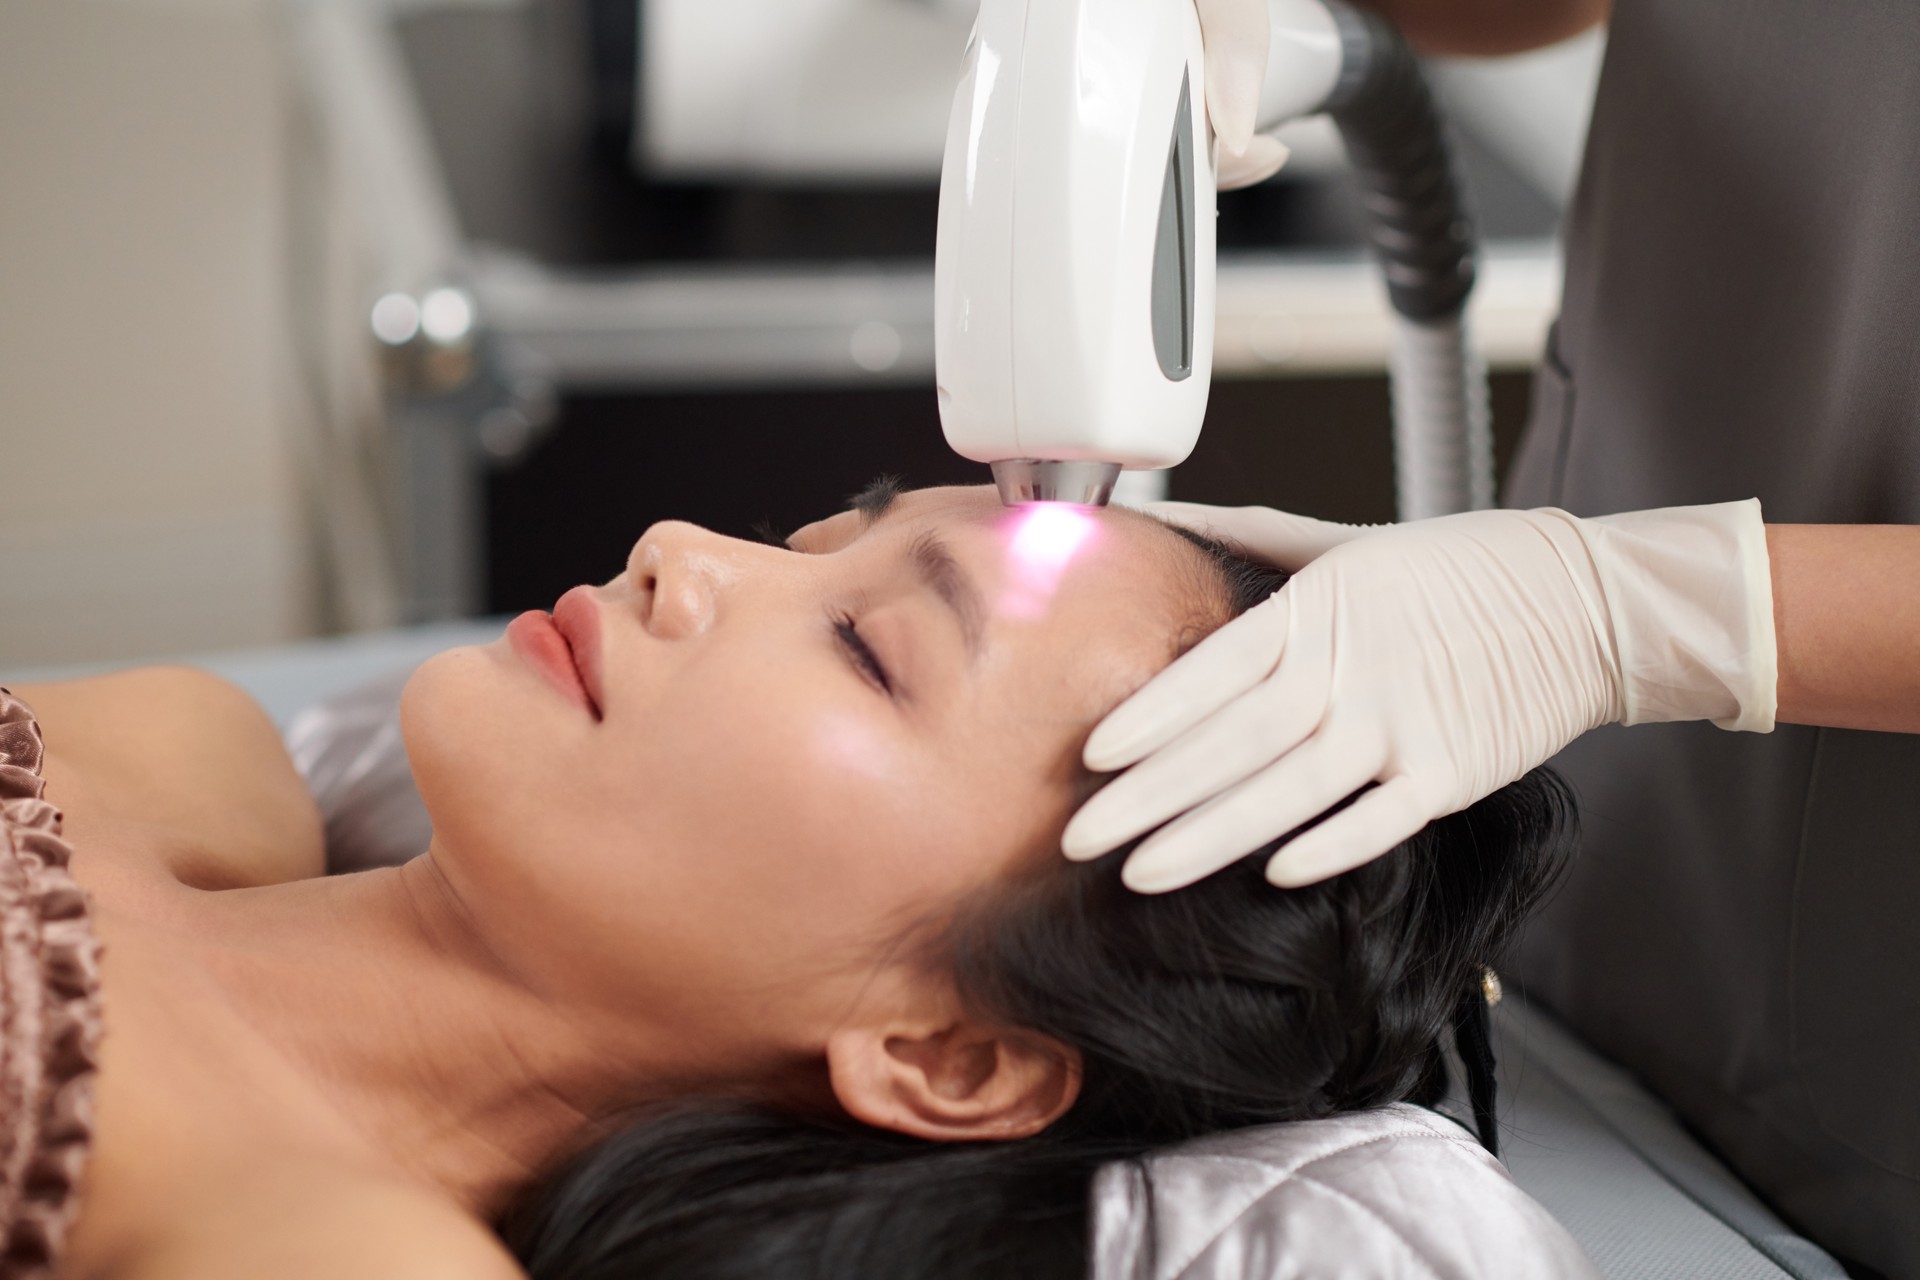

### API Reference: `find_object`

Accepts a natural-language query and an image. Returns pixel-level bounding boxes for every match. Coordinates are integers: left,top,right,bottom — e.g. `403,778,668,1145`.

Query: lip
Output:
550,586,606,717
506,596,601,720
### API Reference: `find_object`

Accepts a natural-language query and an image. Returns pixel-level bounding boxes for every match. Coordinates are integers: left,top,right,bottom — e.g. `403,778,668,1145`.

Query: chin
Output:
400,644,553,840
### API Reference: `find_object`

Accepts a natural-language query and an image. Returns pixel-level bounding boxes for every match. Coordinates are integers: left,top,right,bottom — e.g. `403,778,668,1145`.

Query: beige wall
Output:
0,0,316,665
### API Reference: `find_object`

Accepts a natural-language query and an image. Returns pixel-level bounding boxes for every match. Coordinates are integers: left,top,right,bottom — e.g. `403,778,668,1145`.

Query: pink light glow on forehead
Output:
1010,502,1097,567
998,502,1101,620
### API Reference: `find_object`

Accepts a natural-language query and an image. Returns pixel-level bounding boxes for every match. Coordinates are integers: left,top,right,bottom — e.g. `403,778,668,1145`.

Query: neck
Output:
171,854,703,1218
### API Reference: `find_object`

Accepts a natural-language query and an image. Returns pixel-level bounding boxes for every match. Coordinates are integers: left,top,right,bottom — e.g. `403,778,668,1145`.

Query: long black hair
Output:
497,528,1573,1280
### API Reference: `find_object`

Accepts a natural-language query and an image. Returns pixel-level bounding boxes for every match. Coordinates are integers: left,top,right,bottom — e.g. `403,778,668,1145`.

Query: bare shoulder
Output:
109,1175,526,1280
14,666,325,887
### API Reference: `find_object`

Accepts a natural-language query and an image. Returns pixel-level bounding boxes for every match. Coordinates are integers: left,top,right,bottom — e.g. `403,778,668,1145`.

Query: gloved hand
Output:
1063,500,1779,892
1195,0,1294,188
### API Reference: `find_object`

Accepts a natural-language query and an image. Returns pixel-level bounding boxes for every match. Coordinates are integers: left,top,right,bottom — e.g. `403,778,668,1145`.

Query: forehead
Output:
795,483,1176,561
804,481,1219,684
790,485,1230,827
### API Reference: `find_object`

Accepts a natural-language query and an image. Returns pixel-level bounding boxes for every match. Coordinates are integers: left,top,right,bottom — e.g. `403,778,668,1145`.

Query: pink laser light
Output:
999,503,1098,619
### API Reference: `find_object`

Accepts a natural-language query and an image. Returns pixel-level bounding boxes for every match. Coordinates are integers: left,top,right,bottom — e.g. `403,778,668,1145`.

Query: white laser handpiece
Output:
936,0,1492,517
934,0,1346,507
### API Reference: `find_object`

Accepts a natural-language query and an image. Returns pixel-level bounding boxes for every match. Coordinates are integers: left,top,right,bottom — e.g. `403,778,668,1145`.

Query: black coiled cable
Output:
1320,0,1478,324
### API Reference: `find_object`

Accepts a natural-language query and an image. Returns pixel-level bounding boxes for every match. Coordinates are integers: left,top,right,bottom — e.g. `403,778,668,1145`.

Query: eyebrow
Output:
847,474,904,525
907,530,985,659
840,476,985,657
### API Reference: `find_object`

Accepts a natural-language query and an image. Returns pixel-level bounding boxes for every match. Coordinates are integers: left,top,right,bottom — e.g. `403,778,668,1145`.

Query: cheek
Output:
594,662,961,907
804,708,903,783
403,634,1068,1045
527,650,1004,1014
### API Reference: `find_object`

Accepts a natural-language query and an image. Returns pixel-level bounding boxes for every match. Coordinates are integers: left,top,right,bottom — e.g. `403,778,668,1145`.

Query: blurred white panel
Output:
0,0,315,665
638,0,1591,185
0,512,304,665
1431,27,1606,208
642,0,978,179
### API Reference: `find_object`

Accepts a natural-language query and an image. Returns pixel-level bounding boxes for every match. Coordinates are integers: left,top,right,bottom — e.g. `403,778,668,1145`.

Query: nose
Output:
624,521,767,639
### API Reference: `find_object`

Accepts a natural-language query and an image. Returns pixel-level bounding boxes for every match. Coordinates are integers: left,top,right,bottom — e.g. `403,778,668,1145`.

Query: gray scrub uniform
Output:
1503,2,1920,1275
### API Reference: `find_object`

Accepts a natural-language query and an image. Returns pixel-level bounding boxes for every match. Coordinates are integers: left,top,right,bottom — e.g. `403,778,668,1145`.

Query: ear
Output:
825,1013,1082,1143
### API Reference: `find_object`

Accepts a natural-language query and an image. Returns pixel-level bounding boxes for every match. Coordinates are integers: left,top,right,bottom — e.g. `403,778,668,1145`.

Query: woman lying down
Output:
0,481,1589,1279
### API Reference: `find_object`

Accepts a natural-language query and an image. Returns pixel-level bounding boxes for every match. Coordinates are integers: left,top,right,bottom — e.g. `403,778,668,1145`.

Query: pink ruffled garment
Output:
0,691,103,1279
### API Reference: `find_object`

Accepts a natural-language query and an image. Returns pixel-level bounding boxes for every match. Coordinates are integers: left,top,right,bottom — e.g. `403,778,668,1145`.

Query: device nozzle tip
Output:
990,459,1121,507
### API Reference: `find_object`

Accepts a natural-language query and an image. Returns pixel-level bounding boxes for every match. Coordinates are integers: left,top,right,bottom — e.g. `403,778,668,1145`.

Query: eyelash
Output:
750,519,794,550
832,612,893,695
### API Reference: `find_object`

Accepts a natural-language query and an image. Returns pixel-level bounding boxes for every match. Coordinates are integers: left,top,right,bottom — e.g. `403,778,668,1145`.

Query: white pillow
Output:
1094,1103,1599,1280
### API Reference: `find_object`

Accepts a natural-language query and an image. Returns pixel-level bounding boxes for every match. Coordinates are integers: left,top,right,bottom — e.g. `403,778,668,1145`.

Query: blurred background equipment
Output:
0,0,1603,666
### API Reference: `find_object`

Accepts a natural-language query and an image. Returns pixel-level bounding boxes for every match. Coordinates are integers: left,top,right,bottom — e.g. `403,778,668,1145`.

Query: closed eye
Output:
832,612,893,695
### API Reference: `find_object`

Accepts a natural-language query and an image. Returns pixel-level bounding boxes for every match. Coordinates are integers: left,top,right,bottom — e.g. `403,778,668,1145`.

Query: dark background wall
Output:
484,371,1535,612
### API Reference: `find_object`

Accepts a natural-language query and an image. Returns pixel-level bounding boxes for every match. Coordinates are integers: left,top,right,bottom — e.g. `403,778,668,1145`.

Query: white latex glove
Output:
1195,0,1294,188
1062,500,1779,892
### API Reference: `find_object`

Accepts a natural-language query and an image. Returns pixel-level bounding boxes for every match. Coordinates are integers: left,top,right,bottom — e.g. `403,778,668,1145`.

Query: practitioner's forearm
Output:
1353,0,1609,56
1769,524,1920,734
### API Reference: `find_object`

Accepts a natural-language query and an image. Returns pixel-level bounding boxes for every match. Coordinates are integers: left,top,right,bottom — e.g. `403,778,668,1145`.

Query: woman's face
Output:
404,484,1221,1080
